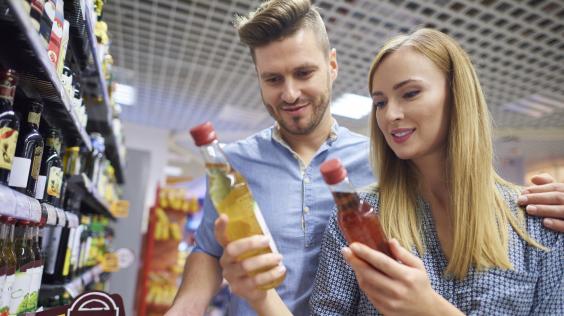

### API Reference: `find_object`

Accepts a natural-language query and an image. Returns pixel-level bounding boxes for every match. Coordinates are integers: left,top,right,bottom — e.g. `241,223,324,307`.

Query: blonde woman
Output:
309,28,563,315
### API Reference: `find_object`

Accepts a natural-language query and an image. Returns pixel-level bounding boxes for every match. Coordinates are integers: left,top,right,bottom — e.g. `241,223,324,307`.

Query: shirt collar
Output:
271,118,339,147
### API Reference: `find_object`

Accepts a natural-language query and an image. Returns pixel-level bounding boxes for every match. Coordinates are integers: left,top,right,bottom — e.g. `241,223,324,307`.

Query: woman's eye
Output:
373,100,386,108
404,90,420,99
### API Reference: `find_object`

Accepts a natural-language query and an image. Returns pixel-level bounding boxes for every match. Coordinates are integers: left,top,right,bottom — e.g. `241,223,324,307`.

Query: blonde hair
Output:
368,28,544,279
234,0,329,60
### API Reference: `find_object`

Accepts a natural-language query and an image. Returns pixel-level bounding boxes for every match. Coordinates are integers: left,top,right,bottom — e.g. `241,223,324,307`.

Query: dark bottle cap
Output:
190,121,217,146
320,158,348,185
3,216,17,224
29,99,44,112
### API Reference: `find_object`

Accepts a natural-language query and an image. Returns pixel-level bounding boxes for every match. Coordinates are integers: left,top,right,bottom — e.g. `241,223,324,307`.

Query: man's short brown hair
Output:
234,0,330,60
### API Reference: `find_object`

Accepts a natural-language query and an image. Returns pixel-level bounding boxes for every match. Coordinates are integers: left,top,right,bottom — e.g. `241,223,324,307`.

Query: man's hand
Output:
519,173,564,232
214,215,286,305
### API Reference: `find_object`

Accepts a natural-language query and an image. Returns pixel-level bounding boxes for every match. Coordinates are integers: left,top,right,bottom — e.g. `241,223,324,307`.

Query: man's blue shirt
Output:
194,121,375,315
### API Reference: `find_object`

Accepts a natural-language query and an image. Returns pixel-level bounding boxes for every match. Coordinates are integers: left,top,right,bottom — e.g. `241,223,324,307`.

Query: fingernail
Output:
526,205,537,214
278,265,286,274
544,219,553,226
341,247,351,256
517,195,527,204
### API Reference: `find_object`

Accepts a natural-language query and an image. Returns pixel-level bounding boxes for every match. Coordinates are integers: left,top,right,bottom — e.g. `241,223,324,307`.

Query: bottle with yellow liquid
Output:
190,122,285,290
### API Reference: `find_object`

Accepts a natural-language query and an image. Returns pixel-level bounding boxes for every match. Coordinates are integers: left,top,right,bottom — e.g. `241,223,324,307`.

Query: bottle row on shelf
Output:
0,211,114,315
1,67,121,221
1,0,126,184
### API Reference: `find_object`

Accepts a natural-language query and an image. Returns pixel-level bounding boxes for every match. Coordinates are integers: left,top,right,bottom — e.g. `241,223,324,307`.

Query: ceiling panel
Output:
103,0,564,142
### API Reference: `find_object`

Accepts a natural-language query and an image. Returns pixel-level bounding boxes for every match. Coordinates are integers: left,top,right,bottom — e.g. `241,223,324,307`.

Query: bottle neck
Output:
27,110,41,128
0,222,6,240
46,137,61,153
0,81,15,107
327,177,357,194
199,140,231,172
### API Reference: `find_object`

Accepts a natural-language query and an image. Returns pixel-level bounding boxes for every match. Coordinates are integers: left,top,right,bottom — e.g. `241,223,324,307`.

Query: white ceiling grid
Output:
103,0,564,141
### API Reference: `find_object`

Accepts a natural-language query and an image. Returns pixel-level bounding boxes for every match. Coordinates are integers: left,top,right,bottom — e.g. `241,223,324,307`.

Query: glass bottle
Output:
0,68,20,185
190,122,285,290
42,212,67,284
36,128,63,206
320,158,392,257
26,223,44,312
9,221,34,315
8,101,44,197
0,217,17,316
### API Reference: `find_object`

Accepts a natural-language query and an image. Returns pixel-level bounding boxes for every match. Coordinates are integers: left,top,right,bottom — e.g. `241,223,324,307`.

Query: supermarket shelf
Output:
0,184,72,226
41,265,105,298
0,0,92,151
82,1,126,184
67,174,115,219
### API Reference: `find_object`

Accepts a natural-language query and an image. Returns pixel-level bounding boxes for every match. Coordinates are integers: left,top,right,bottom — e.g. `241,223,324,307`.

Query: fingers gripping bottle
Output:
190,122,285,289
320,158,392,257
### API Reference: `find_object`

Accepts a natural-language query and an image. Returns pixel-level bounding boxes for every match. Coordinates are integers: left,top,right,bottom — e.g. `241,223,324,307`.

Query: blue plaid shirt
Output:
193,121,375,315
311,184,564,315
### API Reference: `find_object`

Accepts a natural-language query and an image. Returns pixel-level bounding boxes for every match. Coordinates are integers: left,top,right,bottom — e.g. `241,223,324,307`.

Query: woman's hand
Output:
342,239,462,316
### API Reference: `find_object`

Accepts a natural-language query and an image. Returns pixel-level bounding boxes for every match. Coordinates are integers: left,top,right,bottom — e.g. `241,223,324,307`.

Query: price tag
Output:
110,200,130,218
43,204,58,226
55,207,66,227
14,190,31,220
66,212,79,228
0,185,17,217
115,248,135,269
64,278,83,298
29,198,42,223
101,253,120,272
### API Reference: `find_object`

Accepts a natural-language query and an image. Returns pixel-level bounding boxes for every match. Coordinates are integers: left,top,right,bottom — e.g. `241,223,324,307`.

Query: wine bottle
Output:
8,101,44,197
0,68,20,185
36,128,63,206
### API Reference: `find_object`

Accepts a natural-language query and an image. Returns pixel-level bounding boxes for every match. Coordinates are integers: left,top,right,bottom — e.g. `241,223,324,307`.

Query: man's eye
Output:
296,70,312,78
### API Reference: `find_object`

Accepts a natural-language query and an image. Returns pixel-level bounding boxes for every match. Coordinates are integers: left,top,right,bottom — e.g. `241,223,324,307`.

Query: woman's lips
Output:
391,128,415,144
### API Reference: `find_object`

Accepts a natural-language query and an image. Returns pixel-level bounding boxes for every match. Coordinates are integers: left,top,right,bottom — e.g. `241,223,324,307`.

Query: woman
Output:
215,28,563,315
310,28,563,315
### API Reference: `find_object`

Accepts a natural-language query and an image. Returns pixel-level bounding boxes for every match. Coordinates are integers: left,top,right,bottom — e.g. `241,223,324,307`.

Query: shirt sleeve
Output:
531,225,564,314
310,210,360,315
193,175,223,258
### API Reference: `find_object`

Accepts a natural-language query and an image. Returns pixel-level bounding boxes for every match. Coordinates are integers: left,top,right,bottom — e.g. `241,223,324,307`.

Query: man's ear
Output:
329,48,338,81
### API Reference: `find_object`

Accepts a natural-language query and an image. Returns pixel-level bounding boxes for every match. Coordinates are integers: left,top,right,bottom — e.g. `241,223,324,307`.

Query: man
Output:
166,0,564,315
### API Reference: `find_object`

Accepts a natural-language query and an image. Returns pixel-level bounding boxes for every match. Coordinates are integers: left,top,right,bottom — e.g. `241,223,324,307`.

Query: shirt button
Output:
304,177,310,184
304,206,310,213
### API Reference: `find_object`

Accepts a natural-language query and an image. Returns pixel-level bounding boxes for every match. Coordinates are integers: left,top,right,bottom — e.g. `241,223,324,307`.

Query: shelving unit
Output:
0,0,92,151
67,174,115,220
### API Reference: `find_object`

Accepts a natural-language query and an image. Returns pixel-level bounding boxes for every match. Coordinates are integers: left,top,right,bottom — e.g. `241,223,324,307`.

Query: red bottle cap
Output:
190,122,217,146
320,158,347,185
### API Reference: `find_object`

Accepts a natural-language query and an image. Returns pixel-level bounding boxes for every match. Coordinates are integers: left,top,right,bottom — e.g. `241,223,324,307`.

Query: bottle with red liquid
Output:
320,158,392,257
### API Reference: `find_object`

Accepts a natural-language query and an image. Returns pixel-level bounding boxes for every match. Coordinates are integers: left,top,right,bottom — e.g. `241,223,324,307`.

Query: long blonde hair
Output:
368,28,544,279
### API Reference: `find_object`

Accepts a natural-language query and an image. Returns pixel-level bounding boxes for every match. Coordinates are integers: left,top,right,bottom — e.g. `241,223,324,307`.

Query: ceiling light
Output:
114,83,136,106
331,93,373,119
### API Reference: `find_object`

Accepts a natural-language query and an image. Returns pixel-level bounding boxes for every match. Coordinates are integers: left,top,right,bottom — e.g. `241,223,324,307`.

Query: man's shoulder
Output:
336,125,369,145
223,127,272,156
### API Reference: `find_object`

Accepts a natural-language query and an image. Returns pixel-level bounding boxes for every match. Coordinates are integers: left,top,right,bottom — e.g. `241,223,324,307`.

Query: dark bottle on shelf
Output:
85,133,105,186
0,68,21,186
42,212,69,284
36,128,63,206
0,217,17,314
320,159,392,257
9,221,35,315
8,101,44,197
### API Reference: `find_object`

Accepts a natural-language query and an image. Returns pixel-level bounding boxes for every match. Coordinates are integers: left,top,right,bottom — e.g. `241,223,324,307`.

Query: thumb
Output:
389,239,423,269
214,214,230,247
530,173,554,185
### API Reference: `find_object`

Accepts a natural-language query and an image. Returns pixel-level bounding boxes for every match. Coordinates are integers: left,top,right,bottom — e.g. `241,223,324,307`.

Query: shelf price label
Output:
110,200,130,218
43,203,58,226
29,198,41,222
14,190,31,220
0,184,17,217
101,253,120,273
55,207,66,226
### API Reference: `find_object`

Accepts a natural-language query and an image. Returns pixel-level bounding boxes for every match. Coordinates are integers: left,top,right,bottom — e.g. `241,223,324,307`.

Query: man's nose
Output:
281,80,301,104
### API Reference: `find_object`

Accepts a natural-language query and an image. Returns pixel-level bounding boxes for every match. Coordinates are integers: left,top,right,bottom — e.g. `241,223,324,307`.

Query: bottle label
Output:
0,128,18,171
30,146,43,180
0,84,15,101
1,270,15,312
252,202,280,254
62,229,76,277
9,263,33,315
8,157,31,188
27,112,41,126
26,263,43,312
46,166,62,198
35,175,47,200
45,226,62,274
